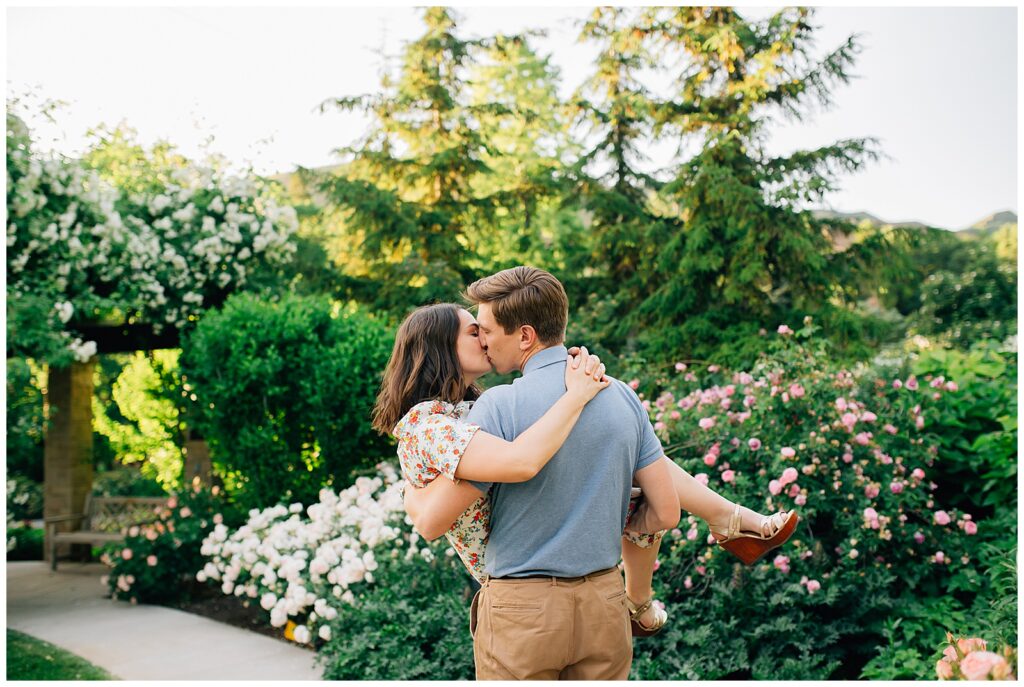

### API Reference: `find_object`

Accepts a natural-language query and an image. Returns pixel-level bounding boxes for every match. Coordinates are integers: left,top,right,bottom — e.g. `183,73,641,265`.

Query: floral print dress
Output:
394,399,660,584
394,400,491,583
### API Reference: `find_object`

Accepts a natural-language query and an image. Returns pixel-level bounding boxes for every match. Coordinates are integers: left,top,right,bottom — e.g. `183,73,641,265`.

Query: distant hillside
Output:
959,210,1018,240
811,209,931,229
812,209,1017,237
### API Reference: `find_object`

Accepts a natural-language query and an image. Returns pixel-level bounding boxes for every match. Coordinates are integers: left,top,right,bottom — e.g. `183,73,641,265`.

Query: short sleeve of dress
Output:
394,401,481,487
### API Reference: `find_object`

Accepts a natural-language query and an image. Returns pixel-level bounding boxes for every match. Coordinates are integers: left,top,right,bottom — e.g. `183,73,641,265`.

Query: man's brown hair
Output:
464,266,568,345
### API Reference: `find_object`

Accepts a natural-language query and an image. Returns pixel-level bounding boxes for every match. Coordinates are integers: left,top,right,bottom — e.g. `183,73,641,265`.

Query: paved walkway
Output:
7,561,324,680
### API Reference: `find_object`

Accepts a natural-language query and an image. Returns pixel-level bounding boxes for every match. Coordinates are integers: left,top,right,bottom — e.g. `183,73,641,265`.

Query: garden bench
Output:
45,494,168,570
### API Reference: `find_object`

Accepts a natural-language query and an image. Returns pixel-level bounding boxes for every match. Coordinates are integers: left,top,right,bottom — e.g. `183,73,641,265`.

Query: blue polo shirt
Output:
468,345,664,578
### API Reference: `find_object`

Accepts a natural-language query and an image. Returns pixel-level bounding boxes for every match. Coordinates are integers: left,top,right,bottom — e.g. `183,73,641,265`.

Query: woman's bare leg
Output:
621,535,663,628
663,456,775,535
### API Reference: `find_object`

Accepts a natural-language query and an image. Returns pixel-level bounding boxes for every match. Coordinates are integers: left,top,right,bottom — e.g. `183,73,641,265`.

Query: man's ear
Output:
518,324,538,350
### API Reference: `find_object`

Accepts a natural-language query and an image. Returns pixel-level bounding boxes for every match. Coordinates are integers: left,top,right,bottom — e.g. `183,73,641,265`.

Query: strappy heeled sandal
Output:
627,594,668,638
712,505,799,565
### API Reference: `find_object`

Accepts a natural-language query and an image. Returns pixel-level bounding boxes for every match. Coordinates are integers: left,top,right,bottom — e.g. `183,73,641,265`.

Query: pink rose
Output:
915,416,925,430
892,379,903,390
944,381,958,392
730,437,741,447
890,481,904,494
777,324,793,335
670,410,681,420
683,576,693,589
721,470,735,483
121,548,133,560
675,362,687,372
913,531,925,544
708,365,720,373
935,659,954,680
773,554,790,573
781,447,796,459
787,483,801,498
628,379,640,390
806,579,821,593
654,421,666,431
906,376,919,390
703,453,717,466
863,507,878,520
694,473,709,486
780,467,799,485
147,555,158,566
959,651,1007,681
748,438,762,450
794,494,806,506
699,417,716,430
964,521,978,535
854,432,872,446
864,484,880,499
835,397,848,411
911,468,925,480
769,480,782,496
686,527,698,541
860,411,877,423
935,551,946,563
883,424,898,435
958,637,988,654
167,497,178,508
934,510,951,526
179,507,192,518
841,412,858,429
789,383,805,398
842,452,853,463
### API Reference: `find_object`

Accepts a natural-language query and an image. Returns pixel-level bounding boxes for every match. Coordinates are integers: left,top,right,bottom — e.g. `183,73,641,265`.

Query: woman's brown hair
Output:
371,303,482,436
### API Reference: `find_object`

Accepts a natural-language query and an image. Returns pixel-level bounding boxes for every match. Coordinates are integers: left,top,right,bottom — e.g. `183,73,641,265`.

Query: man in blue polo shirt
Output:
405,266,679,680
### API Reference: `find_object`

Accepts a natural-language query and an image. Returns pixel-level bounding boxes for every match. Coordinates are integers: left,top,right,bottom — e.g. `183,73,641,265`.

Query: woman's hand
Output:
565,345,609,404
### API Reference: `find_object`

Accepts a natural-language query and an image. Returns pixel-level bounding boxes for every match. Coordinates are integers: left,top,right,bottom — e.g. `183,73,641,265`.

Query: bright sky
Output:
6,4,1019,230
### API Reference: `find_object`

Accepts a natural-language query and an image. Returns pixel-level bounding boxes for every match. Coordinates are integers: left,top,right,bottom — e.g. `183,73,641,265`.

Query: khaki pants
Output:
470,567,632,680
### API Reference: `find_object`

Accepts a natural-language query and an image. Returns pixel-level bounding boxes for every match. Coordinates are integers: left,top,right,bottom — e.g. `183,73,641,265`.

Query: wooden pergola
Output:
35,322,211,562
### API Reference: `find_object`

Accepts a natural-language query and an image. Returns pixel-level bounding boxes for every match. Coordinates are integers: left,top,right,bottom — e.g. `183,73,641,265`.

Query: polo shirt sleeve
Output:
619,380,664,471
465,389,509,494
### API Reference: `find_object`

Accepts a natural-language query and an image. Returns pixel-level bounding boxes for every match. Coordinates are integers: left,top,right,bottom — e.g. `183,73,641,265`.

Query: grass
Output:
6,629,117,681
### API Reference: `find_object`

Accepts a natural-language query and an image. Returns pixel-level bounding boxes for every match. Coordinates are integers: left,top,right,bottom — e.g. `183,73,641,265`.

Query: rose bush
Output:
624,320,1011,679
100,480,231,605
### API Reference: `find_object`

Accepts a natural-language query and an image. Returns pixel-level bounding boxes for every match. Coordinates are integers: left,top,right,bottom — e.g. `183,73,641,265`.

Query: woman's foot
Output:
627,594,668,637
709,505,799,565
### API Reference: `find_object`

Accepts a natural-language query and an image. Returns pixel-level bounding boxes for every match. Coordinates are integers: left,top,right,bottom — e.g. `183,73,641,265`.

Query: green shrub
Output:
906,341,1017,513
7,525,44,561
7,475,43,520
179,293,393,512
317,552,475,680
6,358,46,482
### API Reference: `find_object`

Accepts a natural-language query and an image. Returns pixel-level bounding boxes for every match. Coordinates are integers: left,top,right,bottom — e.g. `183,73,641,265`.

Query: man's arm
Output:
627,457,680,533
404,477,486,541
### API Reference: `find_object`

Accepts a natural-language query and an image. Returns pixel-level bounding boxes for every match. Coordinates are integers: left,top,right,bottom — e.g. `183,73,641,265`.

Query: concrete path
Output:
7,561,324,680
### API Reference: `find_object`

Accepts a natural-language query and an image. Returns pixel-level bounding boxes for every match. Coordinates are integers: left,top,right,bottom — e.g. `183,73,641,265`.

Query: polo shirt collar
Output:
523,345,568,375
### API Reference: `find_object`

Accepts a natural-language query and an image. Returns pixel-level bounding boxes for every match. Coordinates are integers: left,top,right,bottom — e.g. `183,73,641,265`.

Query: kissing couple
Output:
372,265,798,680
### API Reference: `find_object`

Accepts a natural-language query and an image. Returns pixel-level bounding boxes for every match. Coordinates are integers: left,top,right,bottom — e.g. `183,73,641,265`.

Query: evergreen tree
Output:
306,7,517,313
571,7,911,365
465,36,571,271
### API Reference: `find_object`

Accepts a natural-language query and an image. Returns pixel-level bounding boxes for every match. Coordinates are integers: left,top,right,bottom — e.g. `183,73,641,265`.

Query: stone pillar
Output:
183,434,212,486
43,360,96,563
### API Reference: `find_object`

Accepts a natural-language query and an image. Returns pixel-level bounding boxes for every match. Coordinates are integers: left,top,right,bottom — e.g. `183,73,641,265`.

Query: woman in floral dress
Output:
372,303,797,635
